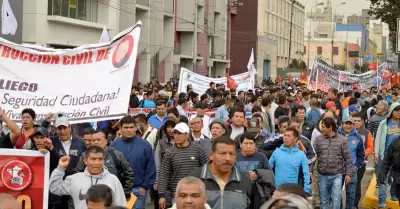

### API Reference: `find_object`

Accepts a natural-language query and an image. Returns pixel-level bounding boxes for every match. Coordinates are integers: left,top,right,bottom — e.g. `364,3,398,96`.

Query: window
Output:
304,46,306,54
333,47,339,55
48,0,97,22
317,46,322,55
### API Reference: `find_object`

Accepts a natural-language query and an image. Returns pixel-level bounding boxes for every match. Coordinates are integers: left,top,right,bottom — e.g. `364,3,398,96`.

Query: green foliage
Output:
288,59,307,70
333,64,346,71
354,63,369,73
369,0,400,52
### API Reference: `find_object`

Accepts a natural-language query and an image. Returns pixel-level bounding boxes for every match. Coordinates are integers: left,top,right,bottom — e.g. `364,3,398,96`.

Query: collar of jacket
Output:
279,144,300,152
200,163,241,182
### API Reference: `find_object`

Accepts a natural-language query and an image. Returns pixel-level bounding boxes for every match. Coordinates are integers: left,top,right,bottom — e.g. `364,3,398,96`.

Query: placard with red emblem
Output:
0,149,49,209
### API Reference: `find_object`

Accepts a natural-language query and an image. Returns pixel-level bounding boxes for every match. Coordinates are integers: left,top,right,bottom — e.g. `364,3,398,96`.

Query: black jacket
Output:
51,135,86,177
252,169,275,209
379,137,400,184
300,121,314,140
189,164,254,209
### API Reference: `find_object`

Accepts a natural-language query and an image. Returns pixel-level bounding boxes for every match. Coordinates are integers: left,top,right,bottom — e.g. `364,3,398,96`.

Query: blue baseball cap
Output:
348,105,359,112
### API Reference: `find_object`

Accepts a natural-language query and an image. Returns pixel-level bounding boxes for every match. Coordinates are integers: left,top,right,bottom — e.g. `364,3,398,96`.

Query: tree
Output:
369,0,400,52
333,64,346,71
288,59,307,70
354,63,369,73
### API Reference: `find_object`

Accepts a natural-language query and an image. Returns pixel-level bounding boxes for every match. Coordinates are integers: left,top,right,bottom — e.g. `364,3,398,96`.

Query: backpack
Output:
365,106,376,126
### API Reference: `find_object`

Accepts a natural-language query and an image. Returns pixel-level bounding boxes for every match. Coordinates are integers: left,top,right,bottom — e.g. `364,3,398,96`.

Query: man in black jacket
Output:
293,106,314,140
189,136,254,209
379,137,400,204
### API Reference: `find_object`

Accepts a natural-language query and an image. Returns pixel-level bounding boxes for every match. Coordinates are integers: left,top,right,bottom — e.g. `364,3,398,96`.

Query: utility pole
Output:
193,0,198,73
308,2,324,69
345,22,348,70
288,0,295,69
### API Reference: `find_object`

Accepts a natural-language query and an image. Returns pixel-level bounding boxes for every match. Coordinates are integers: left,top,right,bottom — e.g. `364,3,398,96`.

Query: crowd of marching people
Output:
0,76,400,209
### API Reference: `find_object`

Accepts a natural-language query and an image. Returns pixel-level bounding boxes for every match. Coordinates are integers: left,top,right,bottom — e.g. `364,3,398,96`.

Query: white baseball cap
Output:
174,123,190,134
55,117,69,128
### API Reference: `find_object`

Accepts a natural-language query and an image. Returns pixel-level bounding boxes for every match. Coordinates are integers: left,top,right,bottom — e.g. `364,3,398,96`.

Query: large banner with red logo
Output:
0,149,49,209
0,22,142,124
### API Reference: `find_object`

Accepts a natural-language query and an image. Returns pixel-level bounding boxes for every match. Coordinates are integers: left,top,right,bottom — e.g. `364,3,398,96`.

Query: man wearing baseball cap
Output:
50,116,86,208
158,123,208,209
325,101,337,115
338,116,365,209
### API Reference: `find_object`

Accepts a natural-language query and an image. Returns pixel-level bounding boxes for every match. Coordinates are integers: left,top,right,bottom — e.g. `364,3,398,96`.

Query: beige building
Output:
265,0,305,71
304,39,346,65
173,0,230,78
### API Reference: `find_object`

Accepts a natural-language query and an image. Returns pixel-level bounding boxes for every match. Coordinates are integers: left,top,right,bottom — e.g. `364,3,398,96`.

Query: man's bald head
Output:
0,194,20,209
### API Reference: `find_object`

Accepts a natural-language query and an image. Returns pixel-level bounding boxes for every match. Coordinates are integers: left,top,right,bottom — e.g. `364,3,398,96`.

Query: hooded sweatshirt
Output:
269,144,310,193
49,167,127,209
375,102,400,159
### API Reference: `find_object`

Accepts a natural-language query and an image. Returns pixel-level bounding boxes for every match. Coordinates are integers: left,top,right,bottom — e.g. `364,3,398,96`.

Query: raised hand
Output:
58,156,70,169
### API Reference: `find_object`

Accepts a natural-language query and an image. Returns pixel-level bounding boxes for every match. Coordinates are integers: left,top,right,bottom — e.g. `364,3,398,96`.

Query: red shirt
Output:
14,132,31,149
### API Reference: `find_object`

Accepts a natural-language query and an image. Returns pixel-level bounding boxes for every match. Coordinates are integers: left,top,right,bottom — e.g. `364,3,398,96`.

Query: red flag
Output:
391,72,399,84
227,76,238,90
368,62,377,71
275,76,281,83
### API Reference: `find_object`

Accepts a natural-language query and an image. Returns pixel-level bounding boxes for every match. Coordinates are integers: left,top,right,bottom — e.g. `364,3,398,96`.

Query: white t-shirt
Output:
143,127,158,150
61,139,72,155
230,126,244,140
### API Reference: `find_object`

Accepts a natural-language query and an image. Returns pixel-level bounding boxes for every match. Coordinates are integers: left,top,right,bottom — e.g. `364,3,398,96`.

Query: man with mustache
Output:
189,136,254,209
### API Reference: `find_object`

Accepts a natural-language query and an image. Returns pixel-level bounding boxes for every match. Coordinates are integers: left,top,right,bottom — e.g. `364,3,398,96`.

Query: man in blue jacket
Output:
111,115,156,209
269,127,311,194
338,116,365,209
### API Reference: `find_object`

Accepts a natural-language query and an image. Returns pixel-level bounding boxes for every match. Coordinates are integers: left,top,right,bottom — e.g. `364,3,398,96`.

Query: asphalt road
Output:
144,157,376,209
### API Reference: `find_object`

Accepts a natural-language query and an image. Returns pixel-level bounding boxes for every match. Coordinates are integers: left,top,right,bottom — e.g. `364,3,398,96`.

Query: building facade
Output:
231,0,305,79
18,0,231,84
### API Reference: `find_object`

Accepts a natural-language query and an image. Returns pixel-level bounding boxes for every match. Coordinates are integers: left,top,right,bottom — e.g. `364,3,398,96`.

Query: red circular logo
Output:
1,160,32,191
112,35,134,68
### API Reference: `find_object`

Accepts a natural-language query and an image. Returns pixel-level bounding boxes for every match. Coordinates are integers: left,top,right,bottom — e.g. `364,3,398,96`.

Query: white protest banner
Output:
0,21,142,123
178,67,253,95
308,56,391,92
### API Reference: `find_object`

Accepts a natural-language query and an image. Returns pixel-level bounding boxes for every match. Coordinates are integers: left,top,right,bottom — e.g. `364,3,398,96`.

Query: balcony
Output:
137,0,149,7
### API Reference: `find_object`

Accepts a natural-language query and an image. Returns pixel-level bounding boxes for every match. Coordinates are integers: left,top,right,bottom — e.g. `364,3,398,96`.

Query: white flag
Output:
247,48,255,89
1,0,17,36
99,25,111,43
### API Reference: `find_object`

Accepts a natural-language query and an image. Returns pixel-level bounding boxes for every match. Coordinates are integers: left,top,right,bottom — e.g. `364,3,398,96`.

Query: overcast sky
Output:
300,0,371,16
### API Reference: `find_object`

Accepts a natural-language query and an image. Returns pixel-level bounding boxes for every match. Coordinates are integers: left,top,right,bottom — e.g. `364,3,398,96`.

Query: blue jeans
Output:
132,187,148,209
375,157,382,184
378,172,397,207
345,172,357,209
319,173,343,209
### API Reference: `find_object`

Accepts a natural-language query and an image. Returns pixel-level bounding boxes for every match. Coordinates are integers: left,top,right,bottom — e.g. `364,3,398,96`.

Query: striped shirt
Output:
158,142,208,196
367,114,387,139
